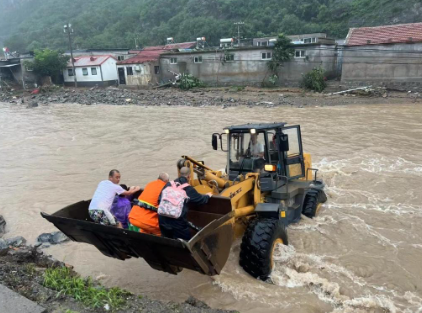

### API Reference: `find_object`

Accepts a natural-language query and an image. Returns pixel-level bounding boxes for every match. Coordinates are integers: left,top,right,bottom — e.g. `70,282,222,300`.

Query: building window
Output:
117,56,125,61
295,50,306,58
194,56,202,63
91,67,97,75
257,41,268,46
224,54,234,62
261,52,272,60
303,38,317,44
82,68,88,76
154,66,160,74
126,67,133,75
170,58,177,64
68,68,74,76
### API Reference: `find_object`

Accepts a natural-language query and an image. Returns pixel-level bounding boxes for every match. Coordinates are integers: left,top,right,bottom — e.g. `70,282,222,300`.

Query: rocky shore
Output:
0,215,236,313
1,85,420,109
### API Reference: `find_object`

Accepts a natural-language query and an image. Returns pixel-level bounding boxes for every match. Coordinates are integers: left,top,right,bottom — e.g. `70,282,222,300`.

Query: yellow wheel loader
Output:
42,122,327,280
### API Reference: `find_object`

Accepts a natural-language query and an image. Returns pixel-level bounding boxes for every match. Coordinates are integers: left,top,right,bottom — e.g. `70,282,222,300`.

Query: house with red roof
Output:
63,55,118,87
116,42,196,86
342,23,422,90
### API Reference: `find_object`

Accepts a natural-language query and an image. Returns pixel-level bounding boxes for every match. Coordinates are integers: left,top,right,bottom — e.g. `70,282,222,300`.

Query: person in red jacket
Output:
129,173,169,235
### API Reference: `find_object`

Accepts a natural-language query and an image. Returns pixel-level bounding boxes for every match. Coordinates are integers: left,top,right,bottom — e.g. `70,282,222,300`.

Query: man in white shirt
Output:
89,169,140,226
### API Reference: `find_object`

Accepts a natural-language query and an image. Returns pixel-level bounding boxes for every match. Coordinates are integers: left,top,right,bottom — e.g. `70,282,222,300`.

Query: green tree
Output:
1,0,421,51
267,34,294,73
27,49,69,78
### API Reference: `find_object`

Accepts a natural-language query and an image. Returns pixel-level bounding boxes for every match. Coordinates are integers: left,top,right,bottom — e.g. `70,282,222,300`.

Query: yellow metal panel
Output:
194,184,214,194
304,153,313,180
289,163,303,177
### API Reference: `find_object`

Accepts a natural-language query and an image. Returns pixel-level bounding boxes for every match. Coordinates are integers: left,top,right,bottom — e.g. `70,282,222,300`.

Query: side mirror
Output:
212,134,218,150
278,134,289,152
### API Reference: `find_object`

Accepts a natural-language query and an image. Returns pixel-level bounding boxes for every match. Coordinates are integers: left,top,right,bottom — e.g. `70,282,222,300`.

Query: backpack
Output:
157,181,190,219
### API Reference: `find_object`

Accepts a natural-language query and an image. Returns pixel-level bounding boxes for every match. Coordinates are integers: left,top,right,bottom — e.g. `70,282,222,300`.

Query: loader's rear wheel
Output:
302,189,320,218
239,218,288,280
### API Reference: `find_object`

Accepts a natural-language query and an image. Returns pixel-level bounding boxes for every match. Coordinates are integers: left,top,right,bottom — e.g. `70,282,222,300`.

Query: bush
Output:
301,67,327,92
178,73,204,90
43,267,130,311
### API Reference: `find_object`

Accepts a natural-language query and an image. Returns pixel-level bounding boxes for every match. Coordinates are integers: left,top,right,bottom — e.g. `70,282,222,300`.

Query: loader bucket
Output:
41,195,234,276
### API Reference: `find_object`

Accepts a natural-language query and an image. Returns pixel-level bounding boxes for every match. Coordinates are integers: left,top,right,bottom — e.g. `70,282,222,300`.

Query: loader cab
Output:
213,122,305,181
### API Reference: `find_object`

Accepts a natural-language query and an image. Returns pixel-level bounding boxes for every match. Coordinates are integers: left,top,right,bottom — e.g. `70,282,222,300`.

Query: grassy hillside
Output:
0,0,421,52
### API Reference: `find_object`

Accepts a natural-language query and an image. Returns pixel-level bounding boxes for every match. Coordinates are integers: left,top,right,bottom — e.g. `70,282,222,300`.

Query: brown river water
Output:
1,101,422,313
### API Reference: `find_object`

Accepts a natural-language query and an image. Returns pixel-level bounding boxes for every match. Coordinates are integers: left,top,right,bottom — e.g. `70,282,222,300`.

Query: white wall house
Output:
63,55,118,87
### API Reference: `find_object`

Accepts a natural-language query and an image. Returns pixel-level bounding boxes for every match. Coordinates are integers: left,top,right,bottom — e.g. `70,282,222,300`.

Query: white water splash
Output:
270,245,400,312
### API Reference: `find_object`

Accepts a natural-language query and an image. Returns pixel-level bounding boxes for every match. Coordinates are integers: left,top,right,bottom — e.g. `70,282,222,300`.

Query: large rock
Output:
0,215,5,237
0,239,8,256
184,296,210,309
5,236,26,247
37,231,69,245
26,102,38,108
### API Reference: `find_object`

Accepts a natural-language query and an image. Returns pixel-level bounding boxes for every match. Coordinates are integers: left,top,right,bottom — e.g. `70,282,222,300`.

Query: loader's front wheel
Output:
239,218,288,280
302,189,321,218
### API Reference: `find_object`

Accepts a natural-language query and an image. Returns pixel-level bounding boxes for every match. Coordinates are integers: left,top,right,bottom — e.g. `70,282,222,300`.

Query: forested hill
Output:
1,0,422,52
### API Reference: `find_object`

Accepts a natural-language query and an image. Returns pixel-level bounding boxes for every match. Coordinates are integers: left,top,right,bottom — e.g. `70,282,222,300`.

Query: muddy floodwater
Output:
1,101,422,313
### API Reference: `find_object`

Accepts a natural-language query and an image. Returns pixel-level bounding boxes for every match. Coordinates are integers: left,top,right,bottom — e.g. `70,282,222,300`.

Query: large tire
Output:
239,218,288,280
302,189,321,218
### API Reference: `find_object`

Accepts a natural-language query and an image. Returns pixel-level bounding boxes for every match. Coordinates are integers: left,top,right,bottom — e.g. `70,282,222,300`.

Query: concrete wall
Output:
341,43,422,90
117,61,160,86
101,58,118,81
160,45,338,87
279,44,338,86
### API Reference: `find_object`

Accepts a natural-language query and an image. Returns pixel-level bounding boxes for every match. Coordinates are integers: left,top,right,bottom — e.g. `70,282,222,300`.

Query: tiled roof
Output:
117,42,197,65
117,47,165,65
67,55,115,67
346,23,422,46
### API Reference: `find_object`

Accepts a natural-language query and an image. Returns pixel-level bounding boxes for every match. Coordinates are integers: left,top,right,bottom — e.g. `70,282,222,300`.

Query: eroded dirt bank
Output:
0,236,236,313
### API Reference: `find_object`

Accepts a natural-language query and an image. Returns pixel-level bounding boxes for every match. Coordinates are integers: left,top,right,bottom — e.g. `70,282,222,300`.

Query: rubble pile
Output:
1,85,421,109
0,87,280,108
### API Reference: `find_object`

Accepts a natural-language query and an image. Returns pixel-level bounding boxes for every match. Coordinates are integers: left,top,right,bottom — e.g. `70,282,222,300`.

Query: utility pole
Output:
234,22,244,47
64,23,77,87
135,36,140,49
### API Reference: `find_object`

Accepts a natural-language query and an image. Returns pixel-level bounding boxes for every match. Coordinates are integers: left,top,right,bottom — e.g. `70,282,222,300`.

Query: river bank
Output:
1,85,421,109
0,220,236,313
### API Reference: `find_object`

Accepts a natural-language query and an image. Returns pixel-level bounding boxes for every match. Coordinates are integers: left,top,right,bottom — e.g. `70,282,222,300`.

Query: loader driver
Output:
128,172,170,236
249,133,265,158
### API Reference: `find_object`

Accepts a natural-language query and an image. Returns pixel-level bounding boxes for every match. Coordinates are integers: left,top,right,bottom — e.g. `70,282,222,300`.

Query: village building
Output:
159,37,338,87
0,52,38,89
64,48,137,62
63,55,118,87
253,33,330,46
116,42,196,87
341,22,422,90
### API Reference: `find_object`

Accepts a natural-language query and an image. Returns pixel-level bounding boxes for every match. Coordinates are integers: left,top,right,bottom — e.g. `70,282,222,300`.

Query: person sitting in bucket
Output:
89,170,140,227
